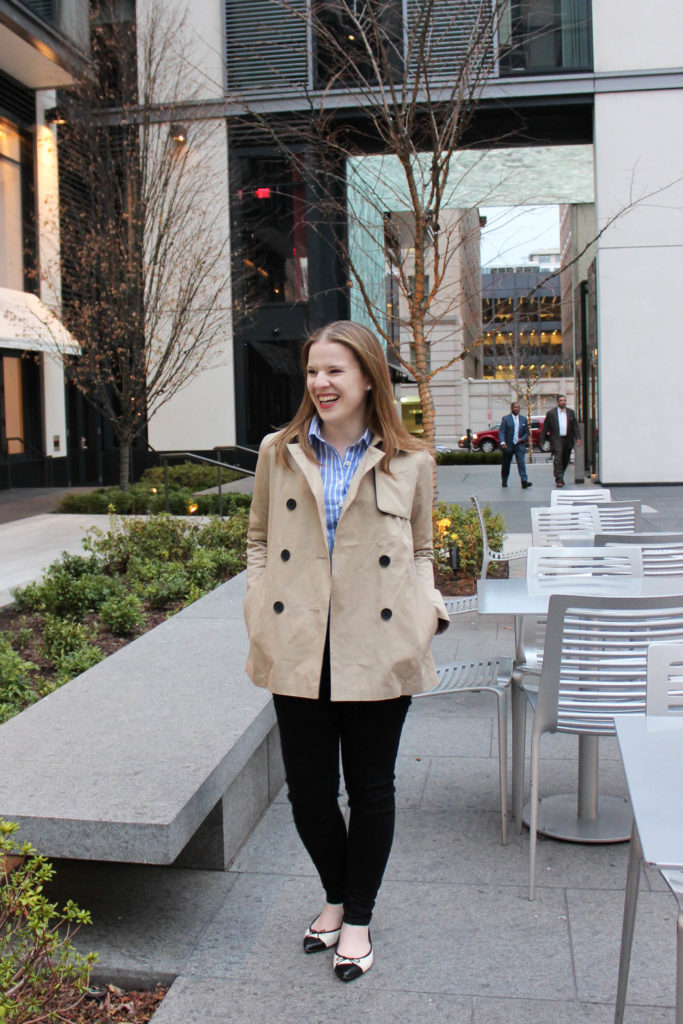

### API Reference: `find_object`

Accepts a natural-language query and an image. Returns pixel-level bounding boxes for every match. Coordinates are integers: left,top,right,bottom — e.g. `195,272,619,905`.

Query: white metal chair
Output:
595,532,683,577
594,501,642,533
551,487,612,506
646,641,683,714
416,656,513,845
418,591,511,843
523,594,683,900
511,546,645,832
530,505,601,547
471,494,527,579
615,641,683,1023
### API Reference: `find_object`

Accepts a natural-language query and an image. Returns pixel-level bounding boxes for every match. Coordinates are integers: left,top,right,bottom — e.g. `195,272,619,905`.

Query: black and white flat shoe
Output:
303,920,342,954
333,941,374,982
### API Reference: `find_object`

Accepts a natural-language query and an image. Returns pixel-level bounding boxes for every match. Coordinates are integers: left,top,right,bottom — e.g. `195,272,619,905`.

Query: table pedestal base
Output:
523,794,632,843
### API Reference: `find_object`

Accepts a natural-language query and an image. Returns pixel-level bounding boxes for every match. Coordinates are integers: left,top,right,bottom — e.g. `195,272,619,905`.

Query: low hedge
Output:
436,450,503,465
56,485,251,516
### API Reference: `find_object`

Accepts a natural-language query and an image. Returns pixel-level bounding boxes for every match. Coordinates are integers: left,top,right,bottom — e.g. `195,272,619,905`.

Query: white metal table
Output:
477,577,683,843
614,715,683,1023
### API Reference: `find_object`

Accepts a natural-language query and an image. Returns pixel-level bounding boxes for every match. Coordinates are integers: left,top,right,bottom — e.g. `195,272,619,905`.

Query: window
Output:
236,157,308,306
312,0,403,89
499,0,592,75
1,353,41,457
0,122,23,290
517,295,538,322
539,295,561,320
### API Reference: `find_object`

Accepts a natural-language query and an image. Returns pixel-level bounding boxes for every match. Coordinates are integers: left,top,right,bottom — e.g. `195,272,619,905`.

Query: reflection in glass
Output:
312,0,403,89
499,0,592,75
237,157,308,306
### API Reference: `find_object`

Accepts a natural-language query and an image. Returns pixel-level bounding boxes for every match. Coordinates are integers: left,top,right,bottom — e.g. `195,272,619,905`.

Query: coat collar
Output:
286,435,384,542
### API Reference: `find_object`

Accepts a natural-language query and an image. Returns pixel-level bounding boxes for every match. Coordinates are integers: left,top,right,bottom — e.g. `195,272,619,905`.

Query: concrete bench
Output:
0,572,283,870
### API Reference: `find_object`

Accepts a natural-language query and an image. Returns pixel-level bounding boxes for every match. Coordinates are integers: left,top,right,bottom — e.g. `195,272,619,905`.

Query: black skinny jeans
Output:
273,639,410,926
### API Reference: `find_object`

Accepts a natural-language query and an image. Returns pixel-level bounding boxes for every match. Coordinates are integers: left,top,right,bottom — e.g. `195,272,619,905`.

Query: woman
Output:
244,320,449,981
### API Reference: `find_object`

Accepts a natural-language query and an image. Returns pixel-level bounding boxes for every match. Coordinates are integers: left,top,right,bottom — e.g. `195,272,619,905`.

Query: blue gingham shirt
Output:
308,416,372,553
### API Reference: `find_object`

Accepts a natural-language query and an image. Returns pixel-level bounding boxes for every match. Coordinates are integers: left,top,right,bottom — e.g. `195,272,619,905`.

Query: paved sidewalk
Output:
0,513,111,607
3,468,683,1022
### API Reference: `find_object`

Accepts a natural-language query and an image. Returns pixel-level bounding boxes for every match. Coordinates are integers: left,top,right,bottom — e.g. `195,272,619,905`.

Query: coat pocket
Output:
374,471,412,519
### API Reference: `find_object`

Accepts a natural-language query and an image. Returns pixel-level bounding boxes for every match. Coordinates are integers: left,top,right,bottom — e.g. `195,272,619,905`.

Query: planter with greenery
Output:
0,512,248,724
433,501,507,590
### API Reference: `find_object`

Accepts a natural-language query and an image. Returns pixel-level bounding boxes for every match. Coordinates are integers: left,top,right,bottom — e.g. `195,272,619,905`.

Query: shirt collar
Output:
308,415,372,450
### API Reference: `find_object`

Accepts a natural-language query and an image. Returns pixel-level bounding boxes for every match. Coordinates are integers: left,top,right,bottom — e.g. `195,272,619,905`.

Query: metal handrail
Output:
160,449,254,516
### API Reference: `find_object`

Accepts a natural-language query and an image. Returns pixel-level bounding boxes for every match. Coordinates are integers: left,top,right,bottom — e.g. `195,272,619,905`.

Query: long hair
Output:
274,321,427,473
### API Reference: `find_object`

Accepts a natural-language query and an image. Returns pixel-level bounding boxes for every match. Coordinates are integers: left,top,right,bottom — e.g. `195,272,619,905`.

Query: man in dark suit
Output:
539,394,581,487
499,401,532,489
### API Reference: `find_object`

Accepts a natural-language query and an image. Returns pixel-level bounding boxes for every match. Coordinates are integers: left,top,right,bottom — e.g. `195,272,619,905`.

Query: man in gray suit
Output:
539,395,581,488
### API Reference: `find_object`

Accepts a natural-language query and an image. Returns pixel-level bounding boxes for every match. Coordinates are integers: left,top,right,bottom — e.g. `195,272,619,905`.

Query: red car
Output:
459,416,551,453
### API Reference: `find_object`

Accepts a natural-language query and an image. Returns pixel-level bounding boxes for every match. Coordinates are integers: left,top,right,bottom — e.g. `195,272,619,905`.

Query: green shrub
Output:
0,819,96,1023
0,635,39,724
10,580,45,614
145,564,191,609
436,450,503,465
12,554,111,620
433,501,506,578
100,592,145,636
83,513,199,570
42,615,98,662
53,645,104,685
192,491,252,515
140,460,244,491
55,489,113,514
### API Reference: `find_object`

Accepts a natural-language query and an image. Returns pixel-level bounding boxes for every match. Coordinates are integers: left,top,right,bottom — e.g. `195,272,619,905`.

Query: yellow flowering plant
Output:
432,502,506,578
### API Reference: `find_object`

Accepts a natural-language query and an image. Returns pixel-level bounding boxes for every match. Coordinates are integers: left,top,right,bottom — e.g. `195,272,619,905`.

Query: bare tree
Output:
43,1,232,487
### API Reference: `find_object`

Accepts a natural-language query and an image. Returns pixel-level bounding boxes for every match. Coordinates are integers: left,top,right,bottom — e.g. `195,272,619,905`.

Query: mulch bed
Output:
0,604,182,689
73,985,168,1023
434,563,508,596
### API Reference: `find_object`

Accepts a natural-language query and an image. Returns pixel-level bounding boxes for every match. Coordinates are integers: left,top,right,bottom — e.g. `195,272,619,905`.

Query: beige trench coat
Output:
243,432,450,701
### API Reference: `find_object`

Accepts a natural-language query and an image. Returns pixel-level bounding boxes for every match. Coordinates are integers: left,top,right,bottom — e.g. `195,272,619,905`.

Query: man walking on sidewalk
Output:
499,401,532,489
539,394,580,487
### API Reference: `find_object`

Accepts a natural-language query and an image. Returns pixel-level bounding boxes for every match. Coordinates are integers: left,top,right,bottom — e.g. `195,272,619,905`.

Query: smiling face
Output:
306,338,371,440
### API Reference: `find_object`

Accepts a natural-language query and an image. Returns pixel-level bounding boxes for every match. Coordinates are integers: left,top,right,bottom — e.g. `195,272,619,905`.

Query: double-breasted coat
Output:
243,432,450,701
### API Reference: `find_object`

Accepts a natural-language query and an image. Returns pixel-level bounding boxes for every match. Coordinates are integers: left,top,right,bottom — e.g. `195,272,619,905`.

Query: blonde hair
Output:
274,320,427,473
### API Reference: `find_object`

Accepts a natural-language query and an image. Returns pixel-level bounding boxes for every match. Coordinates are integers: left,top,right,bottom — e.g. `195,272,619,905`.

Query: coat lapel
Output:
286,443,328,544
343,440,384,510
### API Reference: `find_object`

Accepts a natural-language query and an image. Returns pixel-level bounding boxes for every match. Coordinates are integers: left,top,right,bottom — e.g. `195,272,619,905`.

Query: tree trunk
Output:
119,438,131,491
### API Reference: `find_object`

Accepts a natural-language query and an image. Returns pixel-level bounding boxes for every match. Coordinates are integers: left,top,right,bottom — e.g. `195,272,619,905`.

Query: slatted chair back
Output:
595,532,683,577
520,546,644,677
551,487,612,506
594,500,642,534
530,505,601,547
536,594,683,737
646,641,683,715
526,545,643,584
